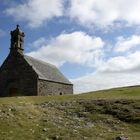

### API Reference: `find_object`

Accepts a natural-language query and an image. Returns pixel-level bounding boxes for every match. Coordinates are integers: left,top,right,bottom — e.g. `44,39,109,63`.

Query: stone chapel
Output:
0,25,73,97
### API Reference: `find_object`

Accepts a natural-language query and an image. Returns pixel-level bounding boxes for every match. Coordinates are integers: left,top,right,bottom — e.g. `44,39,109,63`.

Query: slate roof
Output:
24,55,72,85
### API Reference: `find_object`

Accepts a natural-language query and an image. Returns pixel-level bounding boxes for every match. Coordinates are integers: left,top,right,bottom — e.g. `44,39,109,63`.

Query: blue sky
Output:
1,0,140,93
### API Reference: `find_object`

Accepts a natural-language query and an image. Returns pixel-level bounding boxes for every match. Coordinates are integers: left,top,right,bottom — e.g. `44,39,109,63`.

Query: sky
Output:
0,0,140,93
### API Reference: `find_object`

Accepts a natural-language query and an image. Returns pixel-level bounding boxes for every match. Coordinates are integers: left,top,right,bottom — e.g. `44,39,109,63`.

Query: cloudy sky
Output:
0,0,140,93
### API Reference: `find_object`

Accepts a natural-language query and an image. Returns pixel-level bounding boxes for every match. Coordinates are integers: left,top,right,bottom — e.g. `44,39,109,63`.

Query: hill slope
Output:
0,86,140,140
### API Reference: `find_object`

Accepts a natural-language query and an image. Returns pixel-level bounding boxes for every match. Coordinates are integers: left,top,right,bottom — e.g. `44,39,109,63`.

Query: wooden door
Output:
9,88,18,96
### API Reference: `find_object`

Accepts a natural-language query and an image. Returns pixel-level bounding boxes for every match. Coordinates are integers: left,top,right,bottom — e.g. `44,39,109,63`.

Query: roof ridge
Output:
24,55,72,85
24,55,56,68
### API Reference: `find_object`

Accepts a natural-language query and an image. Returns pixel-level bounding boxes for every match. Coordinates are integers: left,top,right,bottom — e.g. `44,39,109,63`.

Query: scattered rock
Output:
86,122,94,128
8,107,16,112
43,128,48,132
36,124,39,127
30,129,35,133
49,135,62,140
115,136,129,140
43,118,48,122
28,116,33,119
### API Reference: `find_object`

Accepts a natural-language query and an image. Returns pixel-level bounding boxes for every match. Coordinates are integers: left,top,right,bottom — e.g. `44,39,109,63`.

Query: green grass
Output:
0,86,140,140
81,86,140,100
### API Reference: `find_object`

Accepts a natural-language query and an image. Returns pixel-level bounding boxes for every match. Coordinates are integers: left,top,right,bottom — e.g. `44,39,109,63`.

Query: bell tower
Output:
10,25,25,54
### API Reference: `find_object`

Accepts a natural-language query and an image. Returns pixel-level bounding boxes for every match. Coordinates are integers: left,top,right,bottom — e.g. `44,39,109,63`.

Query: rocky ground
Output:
0,86,140,140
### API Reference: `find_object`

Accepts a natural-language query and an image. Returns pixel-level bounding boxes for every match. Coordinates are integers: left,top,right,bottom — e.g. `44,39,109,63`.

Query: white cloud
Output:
5,0,63,28
114,35,140,52
71,33,140,93
72,40,140,93
99,51,140,73
26,31,104,67
72,71,140,93
68,0,140,28
29,37,47,49
27,33,140,93
98,34,140,73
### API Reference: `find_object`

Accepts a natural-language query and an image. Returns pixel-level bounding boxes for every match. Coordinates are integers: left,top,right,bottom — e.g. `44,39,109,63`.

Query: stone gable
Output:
0,25,73,97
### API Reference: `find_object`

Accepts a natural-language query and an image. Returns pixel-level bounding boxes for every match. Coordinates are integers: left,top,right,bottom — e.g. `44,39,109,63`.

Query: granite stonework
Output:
0,52,38,97
38,79,73,96
0,25,73,97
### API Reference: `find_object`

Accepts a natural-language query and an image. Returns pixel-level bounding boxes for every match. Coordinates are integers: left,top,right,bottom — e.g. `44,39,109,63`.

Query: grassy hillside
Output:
0,86,140,140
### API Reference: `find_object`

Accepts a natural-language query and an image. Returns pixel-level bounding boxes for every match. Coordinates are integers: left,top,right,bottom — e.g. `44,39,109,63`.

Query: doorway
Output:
9,88,18,96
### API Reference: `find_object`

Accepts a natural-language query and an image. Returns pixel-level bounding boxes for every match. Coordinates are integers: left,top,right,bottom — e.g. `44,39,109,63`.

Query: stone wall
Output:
38,79,73,96
0,51,73,97
0,52,38,97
